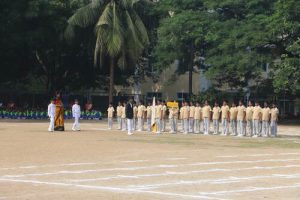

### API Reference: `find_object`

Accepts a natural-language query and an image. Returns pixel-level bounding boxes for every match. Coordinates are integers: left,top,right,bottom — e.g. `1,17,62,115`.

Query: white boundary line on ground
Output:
217,152,300,158
2,158,300,178
126,173,300,190
0,162,96,171
0,178,226,200
67,164,300,183
198,183,300,196
121,160,149,163
2,152,300,171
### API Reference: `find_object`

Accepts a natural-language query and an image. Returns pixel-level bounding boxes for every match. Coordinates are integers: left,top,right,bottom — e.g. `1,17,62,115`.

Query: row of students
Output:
107,100,279,137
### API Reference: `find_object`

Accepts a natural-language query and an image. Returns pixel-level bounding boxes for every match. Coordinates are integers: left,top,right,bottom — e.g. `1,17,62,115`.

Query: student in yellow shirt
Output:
137,102,146,131
169,104,178,133
262,102,271,137
229,102,238,136
194,102,202,134
182,102,190,134
246,101,254,136
116,102,123,130
189,102,195,133
252,101,262,137
133,102,138,131
155,100,163,134
121,102,127,131
146,102,152,132
237,100,246,136
107,103,115,130
270,103,279,137
161,101,167,132
212,102,221,135
221,100,230,136
179,103,184,133
202,100,212,135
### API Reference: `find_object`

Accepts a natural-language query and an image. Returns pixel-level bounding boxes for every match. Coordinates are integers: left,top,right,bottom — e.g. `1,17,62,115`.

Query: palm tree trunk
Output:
109,57,114,104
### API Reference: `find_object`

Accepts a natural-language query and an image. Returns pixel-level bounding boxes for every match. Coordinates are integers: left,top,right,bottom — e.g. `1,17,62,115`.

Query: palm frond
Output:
68,2,102,28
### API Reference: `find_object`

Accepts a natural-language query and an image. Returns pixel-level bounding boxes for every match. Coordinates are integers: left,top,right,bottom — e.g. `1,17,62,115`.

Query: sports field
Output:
1,120,300,200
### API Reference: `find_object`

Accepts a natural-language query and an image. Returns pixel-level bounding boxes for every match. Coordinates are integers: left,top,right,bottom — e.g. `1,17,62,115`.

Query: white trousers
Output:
169,118,177,133
222,118,229,135
183,119,189,133
133,118,137,130
108,118,113,129
72,117,80,130
127,119,133,134
237,120,244,136
253,119,260,136
121,118,127,130
138,117,144,131
161,119,166,132
189,118,194,133
230,119,237,135
156,118,161,133
262,121,269,137
48,116,54,131
194,119,200,133
213,119,219,134
147,118,151,132
270,120,277,137
117,117,122,129
203,118,210,134
246,120,253,136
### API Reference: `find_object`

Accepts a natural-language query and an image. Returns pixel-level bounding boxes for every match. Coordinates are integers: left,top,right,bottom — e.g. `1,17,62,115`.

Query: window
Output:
177,92,189,101
146,92,162,102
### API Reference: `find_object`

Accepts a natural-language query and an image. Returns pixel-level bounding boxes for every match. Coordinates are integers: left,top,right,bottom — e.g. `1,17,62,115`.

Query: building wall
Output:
139,64,201,101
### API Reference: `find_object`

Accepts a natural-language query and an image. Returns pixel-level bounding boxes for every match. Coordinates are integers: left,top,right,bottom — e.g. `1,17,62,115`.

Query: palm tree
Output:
66,0,149,103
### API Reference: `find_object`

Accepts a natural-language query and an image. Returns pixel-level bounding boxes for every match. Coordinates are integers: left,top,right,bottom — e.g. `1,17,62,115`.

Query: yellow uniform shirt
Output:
137,105,145,118
237,105,246,120
194,106,202,120
246,106,254,121
230,107,238,120
146,106,152,118
179,107,183,120
116,106,123,117
212,106,221,120
252,106,262,120
162,105,167,118
221,105,230,119
133,106,138,118
271,108,279,121
121,106,126,118
182,106,190,119
189,106,195,118
262,108,271,121
156,105,162,119
202,105,212,118
107,107,114,118
169,108,178,119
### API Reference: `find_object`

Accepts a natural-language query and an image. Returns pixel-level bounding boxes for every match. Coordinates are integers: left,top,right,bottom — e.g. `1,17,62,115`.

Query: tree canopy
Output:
0,0,299,98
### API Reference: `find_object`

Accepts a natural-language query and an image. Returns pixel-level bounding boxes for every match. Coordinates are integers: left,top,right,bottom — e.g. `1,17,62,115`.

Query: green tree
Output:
66,0,149,103
153,0,208,96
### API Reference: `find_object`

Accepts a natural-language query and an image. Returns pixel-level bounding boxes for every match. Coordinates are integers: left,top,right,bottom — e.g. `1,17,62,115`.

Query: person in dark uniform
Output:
126,99,134,135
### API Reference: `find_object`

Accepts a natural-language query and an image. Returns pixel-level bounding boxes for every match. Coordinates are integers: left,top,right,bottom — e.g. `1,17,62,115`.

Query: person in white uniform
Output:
107,103,115,130
72,99,81,131
47,99,56,132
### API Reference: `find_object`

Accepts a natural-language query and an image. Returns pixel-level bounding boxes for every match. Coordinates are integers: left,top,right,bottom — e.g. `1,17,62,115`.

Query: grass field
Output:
1,120,300,200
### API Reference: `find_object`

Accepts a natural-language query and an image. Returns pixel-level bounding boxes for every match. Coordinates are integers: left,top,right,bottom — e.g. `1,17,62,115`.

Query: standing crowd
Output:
107,99,279,137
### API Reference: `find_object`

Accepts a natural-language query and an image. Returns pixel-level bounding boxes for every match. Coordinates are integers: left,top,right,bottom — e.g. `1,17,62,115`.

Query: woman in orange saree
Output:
54,93,64,131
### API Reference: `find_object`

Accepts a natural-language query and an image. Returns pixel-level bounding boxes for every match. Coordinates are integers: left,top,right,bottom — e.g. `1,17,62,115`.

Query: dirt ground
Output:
1,120,300,200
